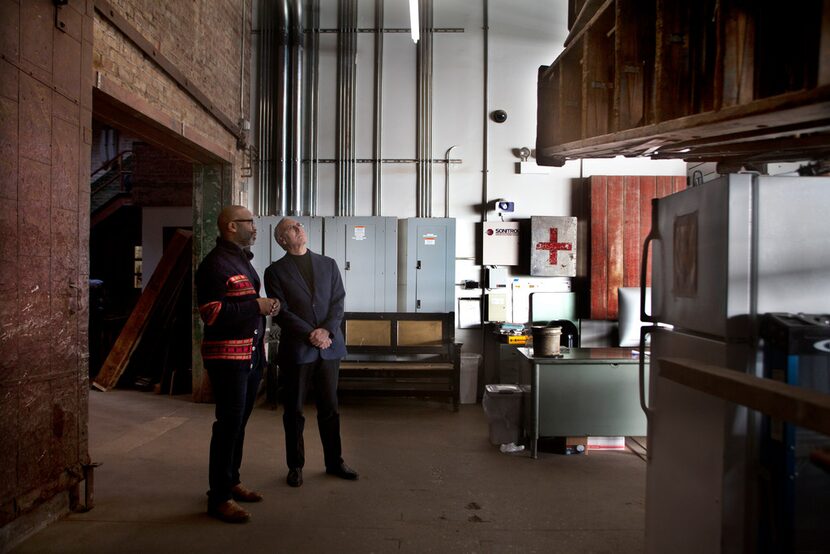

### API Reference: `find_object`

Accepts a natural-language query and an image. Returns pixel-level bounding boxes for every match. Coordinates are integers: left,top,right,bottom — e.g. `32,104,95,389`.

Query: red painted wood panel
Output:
590,174,686,321
622,176,641,288
606,176,624,320
657,175,673,198
590,176,608,319
639,176,656,287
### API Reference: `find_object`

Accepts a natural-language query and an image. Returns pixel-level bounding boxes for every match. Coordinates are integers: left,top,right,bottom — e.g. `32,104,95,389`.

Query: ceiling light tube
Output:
409,0,420,43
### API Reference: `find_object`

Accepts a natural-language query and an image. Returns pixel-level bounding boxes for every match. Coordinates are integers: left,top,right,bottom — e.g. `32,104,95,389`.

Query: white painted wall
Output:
307,0,686,351
142,207,192,287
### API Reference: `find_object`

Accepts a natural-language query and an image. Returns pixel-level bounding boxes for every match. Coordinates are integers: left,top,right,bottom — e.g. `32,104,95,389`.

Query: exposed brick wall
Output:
131,142,193,206
92,0,251,192
0,0,93,534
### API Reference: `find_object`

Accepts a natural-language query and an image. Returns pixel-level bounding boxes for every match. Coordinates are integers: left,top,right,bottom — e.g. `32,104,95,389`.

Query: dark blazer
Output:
264,250,347,364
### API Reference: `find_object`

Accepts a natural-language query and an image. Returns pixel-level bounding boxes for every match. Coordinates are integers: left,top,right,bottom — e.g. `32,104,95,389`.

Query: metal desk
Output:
518,347,648,458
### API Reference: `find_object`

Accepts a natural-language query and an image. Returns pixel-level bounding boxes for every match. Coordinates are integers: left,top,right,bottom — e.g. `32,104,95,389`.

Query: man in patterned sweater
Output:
196,205,280,523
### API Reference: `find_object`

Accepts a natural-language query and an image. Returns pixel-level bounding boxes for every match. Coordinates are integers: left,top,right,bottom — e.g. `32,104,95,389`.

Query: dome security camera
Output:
490,110,508,123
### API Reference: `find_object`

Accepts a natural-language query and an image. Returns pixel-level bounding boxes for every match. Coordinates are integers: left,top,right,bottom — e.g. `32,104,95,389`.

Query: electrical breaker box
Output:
250,216,323,282
323,217,397,312
398,218,456,312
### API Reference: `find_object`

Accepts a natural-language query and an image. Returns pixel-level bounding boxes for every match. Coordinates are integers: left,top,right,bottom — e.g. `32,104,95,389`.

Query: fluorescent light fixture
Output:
409,0,420,43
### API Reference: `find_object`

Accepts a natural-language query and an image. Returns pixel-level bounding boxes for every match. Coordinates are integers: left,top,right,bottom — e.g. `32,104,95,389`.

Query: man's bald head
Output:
218,205,248,233
217,205,256,247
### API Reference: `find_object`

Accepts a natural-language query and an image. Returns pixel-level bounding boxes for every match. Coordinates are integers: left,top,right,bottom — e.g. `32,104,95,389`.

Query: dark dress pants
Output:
282,357,343,470
206,351,262,506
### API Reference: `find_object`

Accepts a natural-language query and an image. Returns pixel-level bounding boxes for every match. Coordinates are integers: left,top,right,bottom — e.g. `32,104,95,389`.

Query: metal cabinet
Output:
398,218,456,312
323,217,397,312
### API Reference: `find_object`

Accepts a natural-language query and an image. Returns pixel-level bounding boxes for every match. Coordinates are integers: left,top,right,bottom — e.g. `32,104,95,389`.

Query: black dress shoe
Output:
326,463,359,480
287,468,303,487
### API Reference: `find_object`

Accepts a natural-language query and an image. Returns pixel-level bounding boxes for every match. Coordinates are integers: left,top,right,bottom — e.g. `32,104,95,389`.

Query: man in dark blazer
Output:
264,217,358,487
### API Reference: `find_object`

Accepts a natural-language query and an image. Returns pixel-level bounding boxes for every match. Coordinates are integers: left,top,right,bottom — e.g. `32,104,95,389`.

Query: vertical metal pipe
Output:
255,0,273,214
415,0,433,217
276,0,290,215
240,0,246,119
415,2,422,217
336,0,344,215
348,0,356,216
444,145,456,218
254,0,262,212
335,0,356,216
290,0,303,215
264,0,274,213
372,0,384,216
482,0,489,224
304,0,319,216
426,0,433,217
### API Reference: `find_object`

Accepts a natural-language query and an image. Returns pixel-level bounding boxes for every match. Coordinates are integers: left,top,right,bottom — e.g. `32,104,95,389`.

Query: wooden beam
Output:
93,230,193,391
537,84,830,163
93,80,232,164
658,357,830,436
565,0,613,48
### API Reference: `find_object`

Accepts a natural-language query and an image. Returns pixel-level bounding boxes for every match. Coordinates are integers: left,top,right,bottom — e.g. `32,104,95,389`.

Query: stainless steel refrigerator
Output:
640,174,830,553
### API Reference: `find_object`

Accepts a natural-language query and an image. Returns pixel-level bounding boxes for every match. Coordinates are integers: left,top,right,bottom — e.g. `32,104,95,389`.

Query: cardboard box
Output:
539,436,587,455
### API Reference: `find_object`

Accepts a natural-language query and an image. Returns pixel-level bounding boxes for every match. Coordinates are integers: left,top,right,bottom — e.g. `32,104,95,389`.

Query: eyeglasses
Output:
233,219,254,224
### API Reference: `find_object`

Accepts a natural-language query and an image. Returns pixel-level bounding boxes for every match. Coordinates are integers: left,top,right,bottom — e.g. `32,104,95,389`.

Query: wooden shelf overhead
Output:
538,0,830,167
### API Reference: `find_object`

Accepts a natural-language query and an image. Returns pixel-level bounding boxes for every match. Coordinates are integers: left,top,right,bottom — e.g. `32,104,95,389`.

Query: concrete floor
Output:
12,390,647,553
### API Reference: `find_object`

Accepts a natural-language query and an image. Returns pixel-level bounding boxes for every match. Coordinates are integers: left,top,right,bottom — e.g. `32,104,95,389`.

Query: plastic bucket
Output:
532,326,562,357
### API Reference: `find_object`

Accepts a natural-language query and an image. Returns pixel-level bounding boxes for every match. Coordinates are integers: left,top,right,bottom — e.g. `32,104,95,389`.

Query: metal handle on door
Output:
638,325,657,424
416,260,421,270
640,198,661,323
345,261,351,270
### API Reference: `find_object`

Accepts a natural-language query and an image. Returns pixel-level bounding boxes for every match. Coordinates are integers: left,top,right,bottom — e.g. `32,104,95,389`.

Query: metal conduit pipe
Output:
426,0,433,217
372,0,384,215
348,0,357,215
253,0,262,213
481,0,489,225
255,0,271,213
240,0,246,120
335,0,344,215
276,0,291,215
290,0,303,215
415,0,433,217
348,0,354,216
341,0,348,216
336,0,357,216
415,7,423,217
268,0,278,214
304,0,320,216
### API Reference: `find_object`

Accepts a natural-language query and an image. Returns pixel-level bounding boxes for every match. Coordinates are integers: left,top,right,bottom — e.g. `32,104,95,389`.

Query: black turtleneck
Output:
288,251,314,294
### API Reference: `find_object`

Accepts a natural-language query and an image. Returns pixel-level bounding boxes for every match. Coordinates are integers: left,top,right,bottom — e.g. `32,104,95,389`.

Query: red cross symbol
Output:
536,228,572,265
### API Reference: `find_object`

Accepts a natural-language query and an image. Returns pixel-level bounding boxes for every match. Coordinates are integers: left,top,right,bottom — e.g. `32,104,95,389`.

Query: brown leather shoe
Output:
231,483,263,502
207,499,251,523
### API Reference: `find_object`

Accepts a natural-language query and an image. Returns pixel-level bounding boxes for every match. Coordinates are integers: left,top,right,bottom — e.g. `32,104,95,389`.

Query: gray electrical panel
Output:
323,217,398,312
398,218,456,312
250,216,323,282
